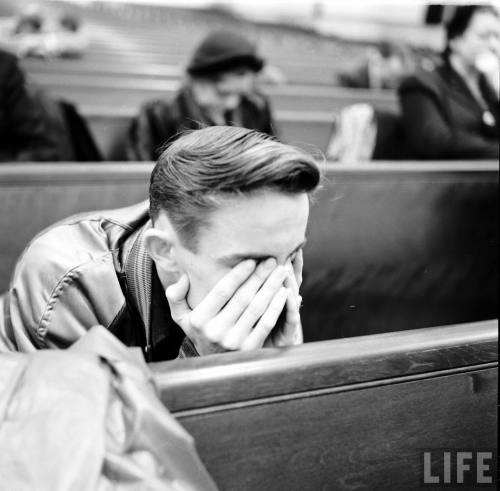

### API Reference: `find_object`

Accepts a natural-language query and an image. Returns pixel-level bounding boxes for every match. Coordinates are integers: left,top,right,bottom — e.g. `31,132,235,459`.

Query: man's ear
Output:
143,227,181,274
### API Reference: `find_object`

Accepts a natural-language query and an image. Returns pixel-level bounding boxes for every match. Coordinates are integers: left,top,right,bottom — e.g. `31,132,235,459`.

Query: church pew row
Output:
83,41,358,68
0,162,497,340
31,74,398,112
82,107,335,159
151,320,498,490
73,50,353,82
22,57,345,86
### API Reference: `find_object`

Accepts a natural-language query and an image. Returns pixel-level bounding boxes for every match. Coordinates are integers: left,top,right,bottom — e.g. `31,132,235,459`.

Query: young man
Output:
127,30,275,161
3,127,320,361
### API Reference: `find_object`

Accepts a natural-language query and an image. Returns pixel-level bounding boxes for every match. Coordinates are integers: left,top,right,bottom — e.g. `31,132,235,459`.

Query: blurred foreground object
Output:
0,326,218,491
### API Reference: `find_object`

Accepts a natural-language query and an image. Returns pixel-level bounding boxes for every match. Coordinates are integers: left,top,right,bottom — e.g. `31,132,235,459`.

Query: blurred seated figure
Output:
127,30,276,161
336,41,415,90
398,5,499,159
0,48,60,162
10,5,88,59
29,86,103,161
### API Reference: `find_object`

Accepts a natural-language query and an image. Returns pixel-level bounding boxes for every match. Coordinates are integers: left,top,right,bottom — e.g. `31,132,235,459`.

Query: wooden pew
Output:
22,58,344,86
302,162,498,340
0,163,497,342
30,74,398,112
151,320,498,491
0,163,152,293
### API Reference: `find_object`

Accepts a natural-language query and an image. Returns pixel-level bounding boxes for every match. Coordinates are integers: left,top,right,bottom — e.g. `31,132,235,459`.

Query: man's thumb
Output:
165,274,191,320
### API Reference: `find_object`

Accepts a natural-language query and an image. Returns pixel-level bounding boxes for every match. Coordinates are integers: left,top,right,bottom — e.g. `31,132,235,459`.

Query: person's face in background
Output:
191,67,257,114
449,10,500,70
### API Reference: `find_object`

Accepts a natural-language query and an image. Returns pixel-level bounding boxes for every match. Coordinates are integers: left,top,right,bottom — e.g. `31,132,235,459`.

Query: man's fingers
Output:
165,273,191,322
191,259,256,325
292,249,303,288
241,287,288,350
230,265,287,339
217,257,277,326
284,267,299,299
282,289,302,344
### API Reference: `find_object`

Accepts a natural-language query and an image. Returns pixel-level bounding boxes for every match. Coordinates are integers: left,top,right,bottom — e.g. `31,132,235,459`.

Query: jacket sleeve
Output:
3,223,127,352
399,74,499,159
3,54,61,162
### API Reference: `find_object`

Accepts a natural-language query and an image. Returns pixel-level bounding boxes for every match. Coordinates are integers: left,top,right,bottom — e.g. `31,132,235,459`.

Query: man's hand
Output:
165,255,303,355
264,250,303,348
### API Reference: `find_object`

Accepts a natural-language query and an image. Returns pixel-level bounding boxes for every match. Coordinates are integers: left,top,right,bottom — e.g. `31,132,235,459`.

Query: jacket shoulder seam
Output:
36,250,118,345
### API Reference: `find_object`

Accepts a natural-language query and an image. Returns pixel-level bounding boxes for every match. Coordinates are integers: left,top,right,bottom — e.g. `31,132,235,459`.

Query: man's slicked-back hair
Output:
149,126,320,249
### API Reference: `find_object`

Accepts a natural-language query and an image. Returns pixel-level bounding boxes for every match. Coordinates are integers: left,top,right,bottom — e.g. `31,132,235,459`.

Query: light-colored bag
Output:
0,326,218,491
326,103,377,163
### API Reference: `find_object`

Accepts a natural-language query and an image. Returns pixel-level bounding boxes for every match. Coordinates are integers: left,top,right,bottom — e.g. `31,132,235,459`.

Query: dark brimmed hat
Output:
187,30,264,77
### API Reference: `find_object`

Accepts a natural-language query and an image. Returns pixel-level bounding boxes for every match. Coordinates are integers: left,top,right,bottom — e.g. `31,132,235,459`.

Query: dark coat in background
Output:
126,86,276,161
0,49,61,162
398,61,499,159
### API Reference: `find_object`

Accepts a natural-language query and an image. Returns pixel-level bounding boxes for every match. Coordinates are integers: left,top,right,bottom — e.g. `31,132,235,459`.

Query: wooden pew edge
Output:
0,161,498,184
151,320,498,412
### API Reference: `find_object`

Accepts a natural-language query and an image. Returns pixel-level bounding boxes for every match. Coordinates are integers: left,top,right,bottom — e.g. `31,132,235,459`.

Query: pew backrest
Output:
0,163,152,292
151,320,498,490
302,162,498,340
0,162,497,340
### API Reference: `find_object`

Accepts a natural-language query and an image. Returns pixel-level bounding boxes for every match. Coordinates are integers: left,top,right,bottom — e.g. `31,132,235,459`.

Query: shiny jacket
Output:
2,201,195,361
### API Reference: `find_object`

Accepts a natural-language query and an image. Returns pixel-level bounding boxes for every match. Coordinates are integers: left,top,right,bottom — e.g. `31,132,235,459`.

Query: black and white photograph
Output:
0,0,498,489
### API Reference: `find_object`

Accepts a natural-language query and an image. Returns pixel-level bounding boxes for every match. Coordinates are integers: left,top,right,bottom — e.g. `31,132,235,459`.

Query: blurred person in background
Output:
336,41,415,90
0,47,60,162
7,3,88,59
398,4,499,159
127,30,276,161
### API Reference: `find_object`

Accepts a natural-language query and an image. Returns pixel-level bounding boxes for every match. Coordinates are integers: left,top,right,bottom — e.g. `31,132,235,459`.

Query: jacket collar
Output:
123,220,185,361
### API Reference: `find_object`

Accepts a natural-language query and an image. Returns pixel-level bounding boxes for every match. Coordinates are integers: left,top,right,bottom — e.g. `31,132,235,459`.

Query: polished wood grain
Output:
150,320,498,490
151,320,498,411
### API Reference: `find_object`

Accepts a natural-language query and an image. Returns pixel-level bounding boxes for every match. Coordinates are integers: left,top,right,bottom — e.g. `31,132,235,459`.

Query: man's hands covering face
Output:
165,252,303,356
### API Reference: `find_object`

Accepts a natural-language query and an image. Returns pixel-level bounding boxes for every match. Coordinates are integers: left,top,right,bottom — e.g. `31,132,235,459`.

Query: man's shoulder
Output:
12,200,150,288
7,200,150,349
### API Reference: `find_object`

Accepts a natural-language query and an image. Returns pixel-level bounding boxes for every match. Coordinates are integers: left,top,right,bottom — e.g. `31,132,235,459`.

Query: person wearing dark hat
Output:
127,30,276,161
398,4,499,159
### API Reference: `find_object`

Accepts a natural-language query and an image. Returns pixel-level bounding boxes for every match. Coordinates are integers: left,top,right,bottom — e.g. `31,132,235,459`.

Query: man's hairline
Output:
151,186,313,221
